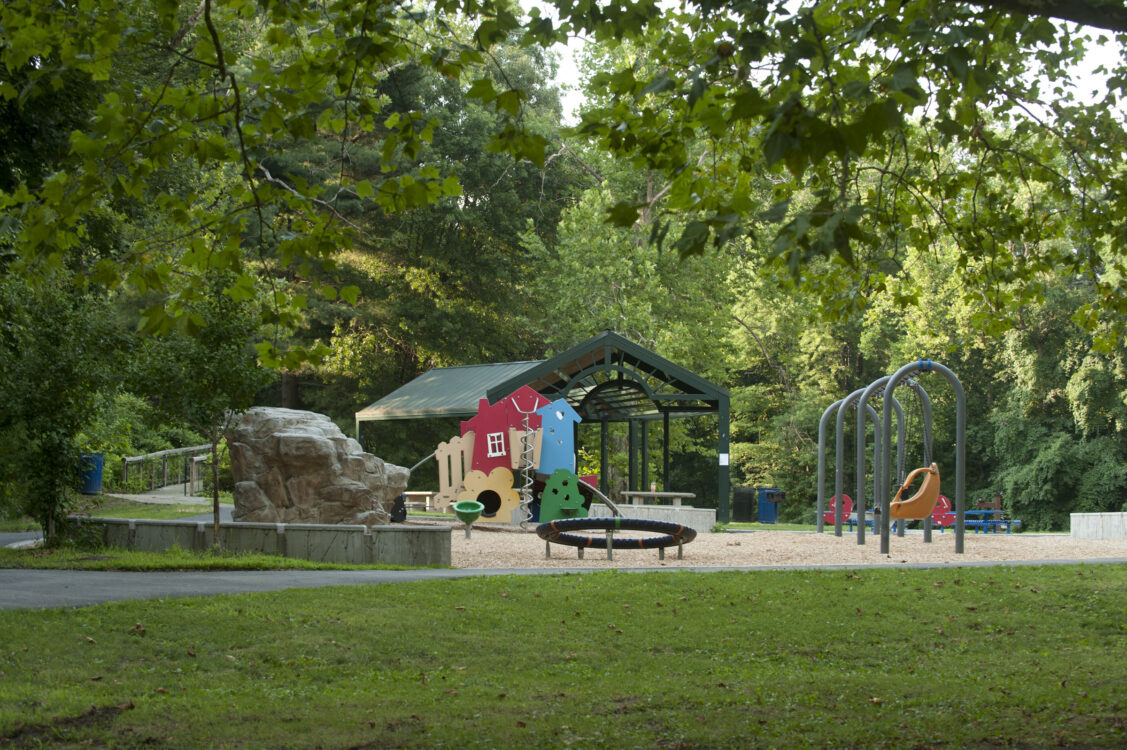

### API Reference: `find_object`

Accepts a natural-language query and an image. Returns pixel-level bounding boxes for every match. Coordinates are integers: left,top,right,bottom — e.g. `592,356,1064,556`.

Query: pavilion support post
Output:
600,421,610,496
663,411,670,492
718,396,731,523
628,419,640,492
641,420,650,492
574,422,580,473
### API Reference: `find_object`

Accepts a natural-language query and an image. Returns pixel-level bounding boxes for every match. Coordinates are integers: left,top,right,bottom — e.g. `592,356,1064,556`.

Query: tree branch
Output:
731,313,794,396
965,0,1127,33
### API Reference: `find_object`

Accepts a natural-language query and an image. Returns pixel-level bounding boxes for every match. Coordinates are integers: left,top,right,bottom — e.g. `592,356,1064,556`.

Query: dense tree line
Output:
1,0,1124,532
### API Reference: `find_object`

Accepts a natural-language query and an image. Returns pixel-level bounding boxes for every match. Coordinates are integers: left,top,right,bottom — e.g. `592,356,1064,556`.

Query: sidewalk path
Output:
104,483,212,505
0,531,42,548
0,567,563,610
2,558,1125,610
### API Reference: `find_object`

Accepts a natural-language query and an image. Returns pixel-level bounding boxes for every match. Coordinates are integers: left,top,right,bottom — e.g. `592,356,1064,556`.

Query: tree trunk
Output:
281,372,300,409
211,437,221,548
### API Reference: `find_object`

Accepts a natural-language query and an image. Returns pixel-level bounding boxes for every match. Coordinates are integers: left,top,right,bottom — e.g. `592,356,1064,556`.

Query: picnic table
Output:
847,512,876,532
619,490,695,507
961,510,1023,534
847,508,1023,534
403,491,437,511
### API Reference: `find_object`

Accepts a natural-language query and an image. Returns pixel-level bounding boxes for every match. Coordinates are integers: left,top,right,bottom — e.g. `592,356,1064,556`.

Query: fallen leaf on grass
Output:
155,687,169,694
83,636,95,644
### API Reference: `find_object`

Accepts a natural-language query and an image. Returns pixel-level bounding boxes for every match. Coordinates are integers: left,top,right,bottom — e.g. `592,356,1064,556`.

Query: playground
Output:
445,521,1127,569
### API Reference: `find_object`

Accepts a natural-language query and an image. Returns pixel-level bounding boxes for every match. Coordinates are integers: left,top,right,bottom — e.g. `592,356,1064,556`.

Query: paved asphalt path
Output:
3,557,1126,611
4,491,1126,610
0,531,42,548
0,567,566,610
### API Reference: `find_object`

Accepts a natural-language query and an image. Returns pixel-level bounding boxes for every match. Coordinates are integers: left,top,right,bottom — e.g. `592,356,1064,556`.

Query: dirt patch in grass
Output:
1,702,133,747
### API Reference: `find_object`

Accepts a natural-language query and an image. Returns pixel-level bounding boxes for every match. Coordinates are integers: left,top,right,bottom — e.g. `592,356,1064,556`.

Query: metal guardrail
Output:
121,445,211,492
188,454,210,497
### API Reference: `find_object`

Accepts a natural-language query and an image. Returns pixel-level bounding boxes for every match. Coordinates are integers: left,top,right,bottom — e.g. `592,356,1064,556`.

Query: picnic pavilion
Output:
354,331,733,521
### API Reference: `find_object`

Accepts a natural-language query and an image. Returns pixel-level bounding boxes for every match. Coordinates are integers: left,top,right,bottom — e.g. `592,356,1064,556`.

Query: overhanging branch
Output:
966,0,1127,34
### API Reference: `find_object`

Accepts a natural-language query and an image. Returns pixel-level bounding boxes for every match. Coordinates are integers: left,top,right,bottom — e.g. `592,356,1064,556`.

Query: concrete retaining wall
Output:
70,517,451,566
1071,512,1127,540
589,503,715,530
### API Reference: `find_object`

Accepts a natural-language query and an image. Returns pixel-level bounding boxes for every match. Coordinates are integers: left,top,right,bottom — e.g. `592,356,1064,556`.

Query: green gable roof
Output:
356,331,727,425
485,330,727,421
355,360,542,422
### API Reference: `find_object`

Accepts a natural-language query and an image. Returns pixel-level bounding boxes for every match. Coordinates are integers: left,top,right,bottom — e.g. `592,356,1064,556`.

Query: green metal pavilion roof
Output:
354,360,543,422
356,331,728,425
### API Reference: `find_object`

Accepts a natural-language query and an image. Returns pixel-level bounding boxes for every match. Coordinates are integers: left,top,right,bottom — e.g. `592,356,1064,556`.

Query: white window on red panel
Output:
486,431,506,457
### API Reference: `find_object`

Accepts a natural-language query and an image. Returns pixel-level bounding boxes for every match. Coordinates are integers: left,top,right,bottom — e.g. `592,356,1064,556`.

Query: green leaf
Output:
495,89,522,116
639,71,675,98
606,201,643,227
729,88,767,120
441,176,462,196
673,220,710,257
466,77,497,103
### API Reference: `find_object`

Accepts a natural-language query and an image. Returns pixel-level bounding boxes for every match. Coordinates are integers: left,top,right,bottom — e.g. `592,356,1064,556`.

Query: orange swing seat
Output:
889,462,941,520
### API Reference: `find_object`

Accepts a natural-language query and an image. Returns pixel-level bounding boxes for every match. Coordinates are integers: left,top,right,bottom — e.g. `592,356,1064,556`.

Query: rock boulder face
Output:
228,407,409,526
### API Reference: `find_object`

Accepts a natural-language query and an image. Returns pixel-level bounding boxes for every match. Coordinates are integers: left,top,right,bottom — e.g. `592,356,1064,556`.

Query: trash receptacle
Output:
756,486,784,523
79,452,104,495
732,487,755,522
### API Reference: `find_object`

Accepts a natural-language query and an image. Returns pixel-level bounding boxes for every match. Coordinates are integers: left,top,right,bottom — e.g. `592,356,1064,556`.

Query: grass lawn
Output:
1,564,1125,748
721,521,815,532
75,495,218,521
0,546,417,571
0,498,211,534
0,517,39,533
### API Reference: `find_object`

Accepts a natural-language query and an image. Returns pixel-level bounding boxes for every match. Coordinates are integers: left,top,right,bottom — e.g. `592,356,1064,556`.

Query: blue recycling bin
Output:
79,452,105,495
756,486,784,524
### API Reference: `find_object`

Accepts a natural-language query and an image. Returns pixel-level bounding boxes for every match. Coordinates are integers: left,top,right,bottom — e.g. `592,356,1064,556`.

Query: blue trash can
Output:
756,486,784,523
79,452,104,495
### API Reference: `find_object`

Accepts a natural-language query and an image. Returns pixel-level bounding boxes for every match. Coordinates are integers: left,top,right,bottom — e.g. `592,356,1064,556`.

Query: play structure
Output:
428,384,598,525
536,517,698,561
817,359,969,553
453,499,484,538
890,462,940,519
430,383,701,556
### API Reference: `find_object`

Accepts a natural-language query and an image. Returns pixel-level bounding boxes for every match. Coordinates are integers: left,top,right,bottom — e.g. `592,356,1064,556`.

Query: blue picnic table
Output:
956,510,1022,534
849,510,1023,534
